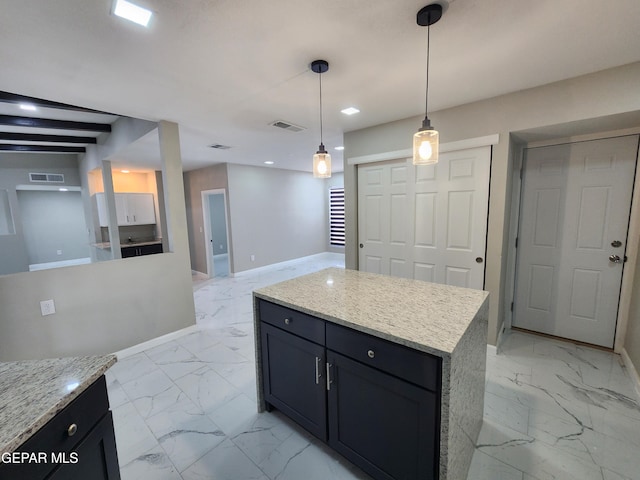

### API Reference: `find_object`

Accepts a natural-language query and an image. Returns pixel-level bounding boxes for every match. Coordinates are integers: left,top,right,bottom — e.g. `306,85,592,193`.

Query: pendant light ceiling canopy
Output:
311,59,331,178
413,3,443,166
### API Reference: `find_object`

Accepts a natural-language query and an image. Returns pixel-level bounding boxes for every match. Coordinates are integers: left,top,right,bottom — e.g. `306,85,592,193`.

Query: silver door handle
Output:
326,363,332,391
315,357,322,384
609,254,622,263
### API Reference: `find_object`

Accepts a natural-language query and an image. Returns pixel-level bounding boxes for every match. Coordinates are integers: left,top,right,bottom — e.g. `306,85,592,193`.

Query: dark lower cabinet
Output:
121,243,163,258
0,376,120,480
327,351,438,480
258,299,441,480
261,322,327,440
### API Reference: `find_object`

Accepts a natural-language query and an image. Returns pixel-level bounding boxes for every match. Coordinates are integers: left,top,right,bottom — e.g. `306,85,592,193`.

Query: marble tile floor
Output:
107,253,640,480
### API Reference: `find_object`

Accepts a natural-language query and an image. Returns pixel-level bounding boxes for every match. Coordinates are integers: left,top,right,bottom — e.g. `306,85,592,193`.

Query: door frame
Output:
505,130,640,353
201,188,231,278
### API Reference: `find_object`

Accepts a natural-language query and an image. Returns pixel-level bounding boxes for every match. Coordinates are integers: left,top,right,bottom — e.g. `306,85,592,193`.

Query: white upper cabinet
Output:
95,192,156,226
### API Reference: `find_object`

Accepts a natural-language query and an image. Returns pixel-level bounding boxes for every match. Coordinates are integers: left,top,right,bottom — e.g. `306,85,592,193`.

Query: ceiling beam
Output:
0,144,86,153
0,91,112,115
0,115,111,132
0,132,97,144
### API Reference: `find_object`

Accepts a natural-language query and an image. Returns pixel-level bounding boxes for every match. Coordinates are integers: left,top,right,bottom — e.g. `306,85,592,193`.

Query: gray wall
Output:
227,163,327,273
209,194,228,255
0,153,82,275
17,190,90,265
0,121,195,361
183,163,229,274
344,62,640,352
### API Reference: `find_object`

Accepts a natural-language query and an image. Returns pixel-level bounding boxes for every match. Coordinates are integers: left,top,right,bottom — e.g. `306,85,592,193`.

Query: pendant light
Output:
311,59,331,178
413,3,443,165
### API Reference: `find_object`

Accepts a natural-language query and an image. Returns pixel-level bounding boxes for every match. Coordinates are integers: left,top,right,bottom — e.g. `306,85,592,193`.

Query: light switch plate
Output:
40,299,56,316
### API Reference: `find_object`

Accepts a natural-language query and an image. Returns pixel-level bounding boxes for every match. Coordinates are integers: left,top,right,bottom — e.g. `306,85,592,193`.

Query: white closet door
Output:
513,135,638,347
358,146,491,289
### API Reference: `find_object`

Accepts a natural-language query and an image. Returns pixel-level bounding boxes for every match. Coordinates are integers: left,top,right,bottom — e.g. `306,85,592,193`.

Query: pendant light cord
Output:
319,71,324,144
424,23,430,117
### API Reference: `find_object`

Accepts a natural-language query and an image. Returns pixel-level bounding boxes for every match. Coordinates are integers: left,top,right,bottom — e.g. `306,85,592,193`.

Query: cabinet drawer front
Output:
326,323,440,392
258,300,324,344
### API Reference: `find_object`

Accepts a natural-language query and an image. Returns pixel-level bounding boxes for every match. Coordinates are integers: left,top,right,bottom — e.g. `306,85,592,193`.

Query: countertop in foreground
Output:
253,267,489,358
0,355,116,454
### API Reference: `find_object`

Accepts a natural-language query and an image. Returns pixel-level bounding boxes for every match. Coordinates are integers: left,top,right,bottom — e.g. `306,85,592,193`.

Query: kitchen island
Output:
0,355,120,479
253,268,489,480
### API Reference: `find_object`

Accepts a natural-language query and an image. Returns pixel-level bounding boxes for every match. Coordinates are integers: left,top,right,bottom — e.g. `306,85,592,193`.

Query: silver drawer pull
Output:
67,423,78,437
326,363,333,391
284,318,291,325
367,350,375,359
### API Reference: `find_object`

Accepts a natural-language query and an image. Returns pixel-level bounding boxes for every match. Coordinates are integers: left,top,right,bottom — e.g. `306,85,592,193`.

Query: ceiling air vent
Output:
209,144,231,150
29,173,65,183
271,120,305,133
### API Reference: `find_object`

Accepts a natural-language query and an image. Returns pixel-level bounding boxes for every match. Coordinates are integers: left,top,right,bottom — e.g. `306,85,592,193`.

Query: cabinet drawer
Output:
326,323,440,392
258,300,325,344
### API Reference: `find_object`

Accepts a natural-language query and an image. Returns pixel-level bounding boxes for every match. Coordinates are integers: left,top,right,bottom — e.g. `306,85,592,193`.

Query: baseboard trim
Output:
621,348,640,402
115,324,200,359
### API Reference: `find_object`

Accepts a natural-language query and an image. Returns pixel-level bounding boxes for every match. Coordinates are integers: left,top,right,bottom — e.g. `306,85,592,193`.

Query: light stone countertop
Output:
254,267,489,358
0,355,116,454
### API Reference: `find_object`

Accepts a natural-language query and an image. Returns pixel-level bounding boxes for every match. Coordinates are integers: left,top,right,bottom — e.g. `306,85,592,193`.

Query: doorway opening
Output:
201,189,230,278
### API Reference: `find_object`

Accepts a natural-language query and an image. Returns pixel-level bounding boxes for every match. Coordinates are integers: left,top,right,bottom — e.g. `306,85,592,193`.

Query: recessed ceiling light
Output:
121,170,130,173
19,103,37,111
335,146,345,151
264,161,274,165
113,0,152,27
59,188,69,192
341,107,360,116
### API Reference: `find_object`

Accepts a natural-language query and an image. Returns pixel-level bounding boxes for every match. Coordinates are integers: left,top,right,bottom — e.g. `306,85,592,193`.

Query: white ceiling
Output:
1,0,640,172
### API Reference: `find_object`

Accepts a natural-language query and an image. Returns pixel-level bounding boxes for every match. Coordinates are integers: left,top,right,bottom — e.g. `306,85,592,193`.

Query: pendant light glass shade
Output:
413,123,439,165
313,145,332,178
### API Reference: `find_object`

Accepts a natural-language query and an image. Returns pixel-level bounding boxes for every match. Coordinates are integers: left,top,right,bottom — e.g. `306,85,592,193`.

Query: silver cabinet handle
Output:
284,318,291,325
315,357,322,384
367,350,375,359
67,423,78,437
326,363,333,391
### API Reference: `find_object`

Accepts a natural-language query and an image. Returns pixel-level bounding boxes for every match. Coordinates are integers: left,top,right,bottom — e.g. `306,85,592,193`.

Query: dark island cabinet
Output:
258,299,441,480
0,376,120,480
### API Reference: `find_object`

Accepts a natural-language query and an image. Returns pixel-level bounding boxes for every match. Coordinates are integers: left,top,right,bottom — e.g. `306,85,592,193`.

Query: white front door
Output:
357,146,491,289
513,135,639,347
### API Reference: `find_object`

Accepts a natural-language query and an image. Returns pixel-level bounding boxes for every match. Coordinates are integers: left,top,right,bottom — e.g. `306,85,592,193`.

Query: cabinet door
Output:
48,412,121,480
114,194,128,225
95,193,108,227
126,193,156,225
261,322,327,440
327,351,438,480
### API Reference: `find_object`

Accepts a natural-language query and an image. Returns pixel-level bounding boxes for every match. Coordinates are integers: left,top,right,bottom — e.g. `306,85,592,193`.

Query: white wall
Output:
227,163,328,272
344,62,640,349
0,121,195,361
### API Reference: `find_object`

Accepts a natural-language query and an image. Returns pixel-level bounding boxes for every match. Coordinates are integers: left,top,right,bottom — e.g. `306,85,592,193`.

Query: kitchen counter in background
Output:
253,267,489,480
0,355,116,454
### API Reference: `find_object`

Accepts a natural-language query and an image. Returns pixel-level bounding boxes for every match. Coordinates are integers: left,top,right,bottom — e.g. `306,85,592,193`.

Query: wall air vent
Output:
209,144,231,150
271,120,305,132
29,173,65,183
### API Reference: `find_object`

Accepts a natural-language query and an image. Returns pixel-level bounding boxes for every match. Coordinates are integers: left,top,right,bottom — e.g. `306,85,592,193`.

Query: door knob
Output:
609,254,622,263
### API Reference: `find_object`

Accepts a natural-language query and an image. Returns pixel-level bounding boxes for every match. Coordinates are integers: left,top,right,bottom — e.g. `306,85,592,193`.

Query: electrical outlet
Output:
250,254,255,262
56,250,62,255
40,299,56,316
